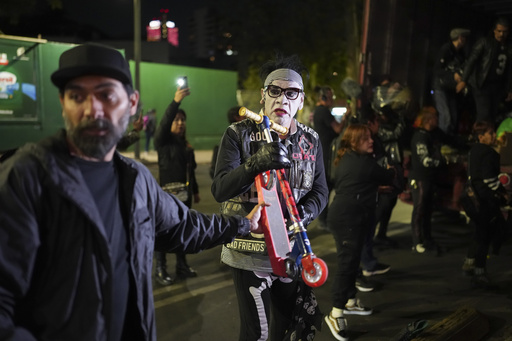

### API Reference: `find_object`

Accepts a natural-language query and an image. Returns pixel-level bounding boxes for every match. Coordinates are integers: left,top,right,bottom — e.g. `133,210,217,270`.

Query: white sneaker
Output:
324,313,349,341
342,298,373,315
355,275,374,292
362,263,390,276
413,244,426,253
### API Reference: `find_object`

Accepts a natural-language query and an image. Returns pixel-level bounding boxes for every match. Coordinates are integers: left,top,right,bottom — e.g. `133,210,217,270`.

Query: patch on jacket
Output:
225,234,267,254
292,135,316,161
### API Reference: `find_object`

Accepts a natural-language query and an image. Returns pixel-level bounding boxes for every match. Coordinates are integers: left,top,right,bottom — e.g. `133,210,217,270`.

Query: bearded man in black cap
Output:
0,43,265,341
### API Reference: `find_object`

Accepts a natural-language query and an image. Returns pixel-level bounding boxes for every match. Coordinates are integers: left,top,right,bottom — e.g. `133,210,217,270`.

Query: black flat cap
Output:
51,43,132,88
450,28,470,40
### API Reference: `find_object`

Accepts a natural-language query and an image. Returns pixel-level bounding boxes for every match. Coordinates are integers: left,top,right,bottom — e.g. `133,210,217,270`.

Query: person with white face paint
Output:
212,55,329,341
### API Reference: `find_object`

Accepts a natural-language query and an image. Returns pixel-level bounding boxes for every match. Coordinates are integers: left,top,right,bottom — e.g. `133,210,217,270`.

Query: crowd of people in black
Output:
307,16,512,340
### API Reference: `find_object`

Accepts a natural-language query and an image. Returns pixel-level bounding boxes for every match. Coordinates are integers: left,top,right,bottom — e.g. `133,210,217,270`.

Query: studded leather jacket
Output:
211,118,328,272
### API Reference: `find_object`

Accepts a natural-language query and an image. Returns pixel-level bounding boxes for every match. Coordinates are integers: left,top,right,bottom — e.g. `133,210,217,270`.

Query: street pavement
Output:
125,150,512,341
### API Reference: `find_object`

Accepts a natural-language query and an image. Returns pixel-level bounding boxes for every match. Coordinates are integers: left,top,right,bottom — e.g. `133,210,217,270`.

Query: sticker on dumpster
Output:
0,72,18,99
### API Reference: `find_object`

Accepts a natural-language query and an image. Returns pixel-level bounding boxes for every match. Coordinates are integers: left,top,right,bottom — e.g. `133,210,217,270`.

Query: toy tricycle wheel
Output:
301,257,328,287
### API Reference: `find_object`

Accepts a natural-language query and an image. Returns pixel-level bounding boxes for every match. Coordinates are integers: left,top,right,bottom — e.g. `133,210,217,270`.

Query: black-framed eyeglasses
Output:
265,85,303,100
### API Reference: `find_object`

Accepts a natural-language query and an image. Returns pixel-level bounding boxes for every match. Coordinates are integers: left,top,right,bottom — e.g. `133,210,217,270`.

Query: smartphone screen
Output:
177,76,188,89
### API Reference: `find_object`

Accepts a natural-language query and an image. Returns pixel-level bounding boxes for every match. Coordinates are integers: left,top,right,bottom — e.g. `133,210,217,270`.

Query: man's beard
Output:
64,110,130,159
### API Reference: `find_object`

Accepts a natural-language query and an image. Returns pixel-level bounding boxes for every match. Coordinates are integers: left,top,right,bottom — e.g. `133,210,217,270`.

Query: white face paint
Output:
261,79,304,130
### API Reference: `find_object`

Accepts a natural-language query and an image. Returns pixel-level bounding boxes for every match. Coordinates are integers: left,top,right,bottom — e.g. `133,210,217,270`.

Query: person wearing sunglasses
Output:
211,54,328,341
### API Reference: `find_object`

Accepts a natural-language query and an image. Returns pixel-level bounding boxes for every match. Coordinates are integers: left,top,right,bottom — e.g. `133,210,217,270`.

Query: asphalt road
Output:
129,151,512,341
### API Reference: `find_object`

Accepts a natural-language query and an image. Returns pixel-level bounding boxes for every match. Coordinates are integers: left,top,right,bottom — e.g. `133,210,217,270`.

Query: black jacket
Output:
409,128,447,181
211,118,328,272
468,142,506,205
0,130,249,341
330,151,395,211
154,100,199,201
212,119,328,221
432,41,466,90
377,113,406,165
462,34,512,90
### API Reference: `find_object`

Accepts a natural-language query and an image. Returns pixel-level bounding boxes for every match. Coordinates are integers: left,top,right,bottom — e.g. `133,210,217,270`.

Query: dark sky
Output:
59,0,206,40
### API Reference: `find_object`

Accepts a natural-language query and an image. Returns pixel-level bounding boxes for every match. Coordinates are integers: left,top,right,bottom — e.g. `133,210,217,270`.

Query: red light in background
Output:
167,27,179,47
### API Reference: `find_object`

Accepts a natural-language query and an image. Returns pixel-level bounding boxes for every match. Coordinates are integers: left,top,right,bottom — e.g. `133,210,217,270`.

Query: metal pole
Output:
358,0,371,85
133,0,141,159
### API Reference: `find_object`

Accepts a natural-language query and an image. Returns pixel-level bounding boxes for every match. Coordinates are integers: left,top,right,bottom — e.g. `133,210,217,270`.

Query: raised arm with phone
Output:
152,84,198,284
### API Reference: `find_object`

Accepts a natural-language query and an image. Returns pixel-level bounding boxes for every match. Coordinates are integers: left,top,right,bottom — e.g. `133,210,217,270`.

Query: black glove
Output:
244,142,291,177
297,205,314,227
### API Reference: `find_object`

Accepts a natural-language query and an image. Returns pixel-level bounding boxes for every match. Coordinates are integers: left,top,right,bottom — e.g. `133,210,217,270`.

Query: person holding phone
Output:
153,82,200,285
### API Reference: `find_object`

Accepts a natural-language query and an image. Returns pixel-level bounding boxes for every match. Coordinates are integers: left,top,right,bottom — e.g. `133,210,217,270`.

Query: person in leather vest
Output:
211,54,328,341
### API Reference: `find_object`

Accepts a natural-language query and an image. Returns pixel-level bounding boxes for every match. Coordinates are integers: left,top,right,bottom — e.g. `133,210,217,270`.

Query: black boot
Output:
155,267,174,286
155,252,174,286
176,252,197,279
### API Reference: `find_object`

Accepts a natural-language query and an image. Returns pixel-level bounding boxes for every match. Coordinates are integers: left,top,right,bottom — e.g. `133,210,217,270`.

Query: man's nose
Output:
83,95,104,119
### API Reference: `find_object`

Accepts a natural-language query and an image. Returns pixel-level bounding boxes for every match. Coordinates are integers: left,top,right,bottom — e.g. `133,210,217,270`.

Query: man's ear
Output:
59,94,65,117
298,94,304,111
129,91,140,117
